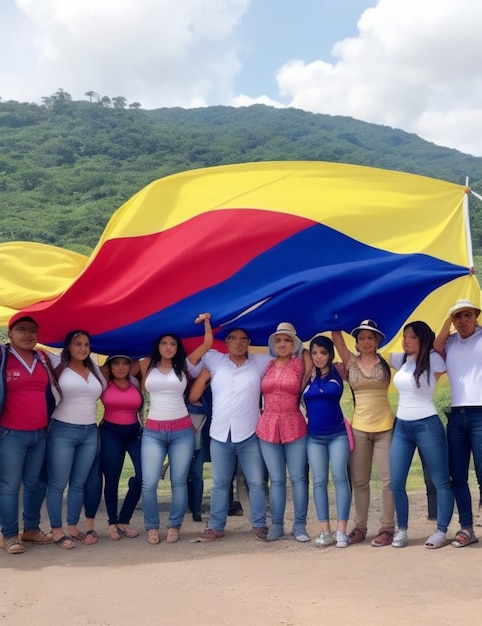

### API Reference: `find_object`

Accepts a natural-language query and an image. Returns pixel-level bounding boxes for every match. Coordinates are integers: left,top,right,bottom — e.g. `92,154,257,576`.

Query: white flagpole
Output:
464,177,474,269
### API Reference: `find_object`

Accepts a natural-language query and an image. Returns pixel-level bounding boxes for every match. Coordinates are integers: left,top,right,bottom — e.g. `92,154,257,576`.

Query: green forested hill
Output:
1,95,482,255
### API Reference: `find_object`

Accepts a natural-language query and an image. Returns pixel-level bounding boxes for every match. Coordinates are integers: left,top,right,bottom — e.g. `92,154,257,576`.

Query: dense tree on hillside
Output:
1,98,482,255
112,96,127,109
85,90,99,103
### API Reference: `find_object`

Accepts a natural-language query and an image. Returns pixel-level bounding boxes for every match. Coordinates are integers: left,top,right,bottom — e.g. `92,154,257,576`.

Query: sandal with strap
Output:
55,535,75,550
117,524,139,538
425,530,449,549
452,528,479,548
348,527,366,545
108,524,121,541
166,528,180,543
147,529,160,544
0,534,26,554
82,530,98,545
371,528,394,547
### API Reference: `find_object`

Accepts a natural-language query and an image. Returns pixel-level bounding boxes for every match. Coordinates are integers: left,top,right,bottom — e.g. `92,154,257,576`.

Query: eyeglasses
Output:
226,336,249,343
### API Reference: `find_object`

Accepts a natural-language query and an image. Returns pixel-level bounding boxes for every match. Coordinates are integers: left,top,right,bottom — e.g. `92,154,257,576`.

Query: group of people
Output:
1,297,481,555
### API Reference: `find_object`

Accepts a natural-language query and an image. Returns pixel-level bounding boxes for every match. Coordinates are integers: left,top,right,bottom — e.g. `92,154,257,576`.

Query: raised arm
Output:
188,368,211,403
301,348,313,390
433,317,452,358
331,330,353,366
187,313,213,365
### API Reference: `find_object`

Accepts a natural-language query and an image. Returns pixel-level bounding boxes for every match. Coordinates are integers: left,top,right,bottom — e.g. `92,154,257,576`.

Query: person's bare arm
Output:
331,330,353,367
187,313,213,365
433,317,452,358
188,368,211,403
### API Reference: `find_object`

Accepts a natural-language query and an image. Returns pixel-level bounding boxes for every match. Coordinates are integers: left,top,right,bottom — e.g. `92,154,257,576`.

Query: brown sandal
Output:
371,528,394,547
166,528,180,543
348,527,367,545
147,529,160,544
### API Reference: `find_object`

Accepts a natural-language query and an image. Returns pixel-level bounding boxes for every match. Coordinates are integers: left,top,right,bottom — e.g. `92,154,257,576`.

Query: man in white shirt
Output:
434,298,482,547
188,327,271,541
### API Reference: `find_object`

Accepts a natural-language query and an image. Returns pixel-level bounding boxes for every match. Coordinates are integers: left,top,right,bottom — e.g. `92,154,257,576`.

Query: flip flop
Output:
82,530,98,545
55,535,75,549
71,532,86,542
451,529,479,548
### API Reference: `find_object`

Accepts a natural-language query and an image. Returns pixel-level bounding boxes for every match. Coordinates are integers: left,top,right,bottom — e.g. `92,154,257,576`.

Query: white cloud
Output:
274,0,482,155
2,0,251,108
2,0,482,156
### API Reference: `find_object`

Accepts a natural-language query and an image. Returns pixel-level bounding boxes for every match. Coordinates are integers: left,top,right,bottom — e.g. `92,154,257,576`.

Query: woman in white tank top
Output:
139,315,212,545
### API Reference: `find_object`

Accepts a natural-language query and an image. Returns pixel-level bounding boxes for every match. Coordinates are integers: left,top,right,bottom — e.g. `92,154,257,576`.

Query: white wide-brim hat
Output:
268,322,302,357
448,298,481,317
350,319,385,340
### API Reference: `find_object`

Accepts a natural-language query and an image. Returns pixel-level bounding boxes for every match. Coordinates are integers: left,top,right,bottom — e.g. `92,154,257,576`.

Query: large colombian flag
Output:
1,161,480,356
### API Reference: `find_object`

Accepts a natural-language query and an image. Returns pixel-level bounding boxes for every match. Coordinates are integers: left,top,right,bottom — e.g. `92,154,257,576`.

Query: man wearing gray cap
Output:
434,298,482,547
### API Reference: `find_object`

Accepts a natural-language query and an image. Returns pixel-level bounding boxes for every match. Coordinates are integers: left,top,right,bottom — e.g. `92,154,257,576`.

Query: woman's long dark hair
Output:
148,333,187,381
309,335,335,378
403,321,435,388
55,329,103,385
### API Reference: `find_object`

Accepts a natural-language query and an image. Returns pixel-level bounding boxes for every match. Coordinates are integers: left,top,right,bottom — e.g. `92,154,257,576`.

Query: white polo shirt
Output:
445,326,482,406
187,350,271,443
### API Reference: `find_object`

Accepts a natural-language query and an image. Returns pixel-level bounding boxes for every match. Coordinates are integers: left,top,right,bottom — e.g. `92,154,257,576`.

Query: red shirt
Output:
1,352,49,430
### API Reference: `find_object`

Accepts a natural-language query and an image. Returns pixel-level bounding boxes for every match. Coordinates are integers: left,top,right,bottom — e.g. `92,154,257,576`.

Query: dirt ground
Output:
2,487,482,626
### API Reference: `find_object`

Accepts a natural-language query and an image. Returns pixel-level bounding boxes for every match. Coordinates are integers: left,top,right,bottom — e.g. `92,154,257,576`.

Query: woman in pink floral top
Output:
256,323,311,542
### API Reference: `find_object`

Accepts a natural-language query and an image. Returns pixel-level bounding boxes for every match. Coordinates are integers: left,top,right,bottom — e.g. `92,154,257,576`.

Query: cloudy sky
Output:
1,0,482,156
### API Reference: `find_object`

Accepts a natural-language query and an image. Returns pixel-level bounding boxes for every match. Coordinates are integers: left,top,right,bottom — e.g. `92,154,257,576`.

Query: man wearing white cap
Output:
434,298,482,547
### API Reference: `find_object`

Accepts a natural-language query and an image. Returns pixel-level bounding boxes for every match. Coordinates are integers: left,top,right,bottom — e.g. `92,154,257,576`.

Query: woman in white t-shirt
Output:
46,330,105,549
389,321,454,549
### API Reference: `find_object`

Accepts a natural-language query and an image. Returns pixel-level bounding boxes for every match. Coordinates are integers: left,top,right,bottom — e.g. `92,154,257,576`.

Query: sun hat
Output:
105,354,133,364
8,314,39,330
268,322,302,356
350,319,385,340
447,298,481,318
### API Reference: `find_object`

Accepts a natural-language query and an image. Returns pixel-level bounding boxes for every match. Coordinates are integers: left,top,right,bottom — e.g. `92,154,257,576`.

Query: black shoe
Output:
228,501,244,516
192,514,203,522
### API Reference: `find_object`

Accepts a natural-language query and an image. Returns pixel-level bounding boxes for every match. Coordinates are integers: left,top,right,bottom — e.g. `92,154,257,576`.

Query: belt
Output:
145,415,192,432
450,406,482,414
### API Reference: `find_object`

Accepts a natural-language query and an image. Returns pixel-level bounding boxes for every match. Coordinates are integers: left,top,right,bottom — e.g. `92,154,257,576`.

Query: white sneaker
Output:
392,529,408,548
315,531,334,546
336,531,349,548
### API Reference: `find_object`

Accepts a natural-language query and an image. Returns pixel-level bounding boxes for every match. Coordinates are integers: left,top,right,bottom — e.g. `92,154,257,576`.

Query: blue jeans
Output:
84,446,102,519
307,432,351,522
259,436,308,526
46,421,99,529
141,426,194,530
390,415,454,532
187,448,205,517
447,410,482,528
0,427,47,538
100,421,142,524
209,433,267,531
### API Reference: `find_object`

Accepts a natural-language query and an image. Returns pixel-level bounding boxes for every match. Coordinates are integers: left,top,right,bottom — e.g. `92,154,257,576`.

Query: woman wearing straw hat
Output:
256,323,311,542
332,320,395,547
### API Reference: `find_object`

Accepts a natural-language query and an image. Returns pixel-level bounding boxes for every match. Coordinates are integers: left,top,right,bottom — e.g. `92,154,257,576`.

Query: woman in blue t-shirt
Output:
304,336,351,548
